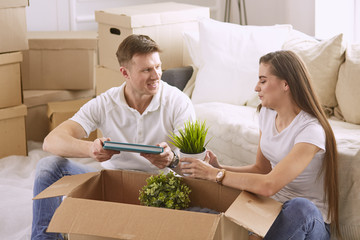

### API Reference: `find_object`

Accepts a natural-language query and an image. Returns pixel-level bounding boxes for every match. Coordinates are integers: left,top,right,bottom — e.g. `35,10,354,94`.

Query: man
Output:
31,34,195,240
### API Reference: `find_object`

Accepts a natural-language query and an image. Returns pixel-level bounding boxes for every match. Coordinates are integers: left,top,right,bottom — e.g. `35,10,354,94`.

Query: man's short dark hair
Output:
116,34,161,67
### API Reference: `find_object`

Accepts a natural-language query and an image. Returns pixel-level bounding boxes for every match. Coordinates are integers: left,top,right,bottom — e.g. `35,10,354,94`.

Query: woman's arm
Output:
208,131,272,174
219,142,320,196
180,130,320,197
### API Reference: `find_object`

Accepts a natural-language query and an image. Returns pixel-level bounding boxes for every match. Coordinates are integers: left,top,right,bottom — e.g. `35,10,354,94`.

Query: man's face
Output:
121,52,162,99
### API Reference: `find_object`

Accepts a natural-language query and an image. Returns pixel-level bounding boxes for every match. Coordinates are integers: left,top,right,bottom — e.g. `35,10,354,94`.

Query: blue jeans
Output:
31,156,98,240
264,197,330,240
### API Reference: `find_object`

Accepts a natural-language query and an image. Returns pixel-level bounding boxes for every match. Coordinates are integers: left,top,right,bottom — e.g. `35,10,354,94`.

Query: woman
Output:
180,50,340,240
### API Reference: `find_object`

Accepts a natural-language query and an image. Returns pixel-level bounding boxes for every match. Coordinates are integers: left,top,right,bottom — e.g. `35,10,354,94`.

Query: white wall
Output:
356,0,360,42
26,0,71,31
229,0,315,35
315,0,355,42
26,0,224,31
229,0,358,42
26,0,358,42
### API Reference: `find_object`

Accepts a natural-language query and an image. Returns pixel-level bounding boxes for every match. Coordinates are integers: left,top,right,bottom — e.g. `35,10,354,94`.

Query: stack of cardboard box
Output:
21,31,98,142
0,0,29,158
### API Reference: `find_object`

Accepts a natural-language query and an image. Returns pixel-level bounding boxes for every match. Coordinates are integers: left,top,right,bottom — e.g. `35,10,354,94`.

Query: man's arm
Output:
43,120,119,162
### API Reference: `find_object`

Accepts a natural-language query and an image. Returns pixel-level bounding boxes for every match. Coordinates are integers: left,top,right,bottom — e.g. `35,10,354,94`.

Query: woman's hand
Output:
206,149,222,168
179,155,218,181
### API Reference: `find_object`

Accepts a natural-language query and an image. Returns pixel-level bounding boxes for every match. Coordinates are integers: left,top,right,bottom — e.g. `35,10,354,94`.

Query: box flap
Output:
95,2,209,28
27,31,98,50
48,197,220,240
225,191,282,238
47,98,92,118
33,171,99,200
0,51,22,65
23,90,95,108
0,104,27,121
0,0,28,8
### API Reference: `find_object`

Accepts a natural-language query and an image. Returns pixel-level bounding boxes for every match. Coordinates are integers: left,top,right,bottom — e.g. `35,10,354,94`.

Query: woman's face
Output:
255,63,288,109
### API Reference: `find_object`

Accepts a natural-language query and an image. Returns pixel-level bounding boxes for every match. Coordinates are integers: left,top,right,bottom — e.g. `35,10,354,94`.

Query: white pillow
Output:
183,31,201,69
335,44,360,124
191,18,292,106
282,30,345,108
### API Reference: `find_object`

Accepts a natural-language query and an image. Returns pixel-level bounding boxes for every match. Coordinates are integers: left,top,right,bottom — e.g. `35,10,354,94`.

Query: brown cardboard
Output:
23,89,95,142
95,2,209,71
47,98,97,141
0,104,27,158
53,197,221,240
21,31,98,90
0,0,28,53
34,170,282,239
225,191,283,238
95,65,125,96
0,52,23,109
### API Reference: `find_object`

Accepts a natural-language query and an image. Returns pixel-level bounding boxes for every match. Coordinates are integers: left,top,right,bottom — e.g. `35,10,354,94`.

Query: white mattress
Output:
195,102,360,240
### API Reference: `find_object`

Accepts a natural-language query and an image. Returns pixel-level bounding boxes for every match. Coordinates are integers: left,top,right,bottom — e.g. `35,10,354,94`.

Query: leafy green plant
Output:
169,120,211,154
139,171,191,210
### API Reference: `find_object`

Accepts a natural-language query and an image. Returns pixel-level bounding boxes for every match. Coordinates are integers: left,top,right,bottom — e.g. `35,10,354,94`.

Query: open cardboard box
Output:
34,170,282,239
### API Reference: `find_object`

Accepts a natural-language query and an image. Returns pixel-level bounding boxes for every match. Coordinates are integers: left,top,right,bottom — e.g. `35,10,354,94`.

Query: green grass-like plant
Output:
169,120,210,154
139,171,191,210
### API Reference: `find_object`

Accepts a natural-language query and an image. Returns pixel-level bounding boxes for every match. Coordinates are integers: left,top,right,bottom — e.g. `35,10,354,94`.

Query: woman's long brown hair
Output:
259,50,340,238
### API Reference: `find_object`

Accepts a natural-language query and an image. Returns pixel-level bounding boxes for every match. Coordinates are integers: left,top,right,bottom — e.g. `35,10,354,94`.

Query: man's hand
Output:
141,142,173,169
89,137,120,162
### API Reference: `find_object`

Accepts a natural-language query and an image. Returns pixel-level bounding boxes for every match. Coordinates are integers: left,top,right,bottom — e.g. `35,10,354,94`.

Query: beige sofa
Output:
181,18,360,240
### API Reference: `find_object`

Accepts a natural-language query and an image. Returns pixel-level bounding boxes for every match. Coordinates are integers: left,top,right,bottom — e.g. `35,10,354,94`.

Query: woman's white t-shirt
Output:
259,107,329,223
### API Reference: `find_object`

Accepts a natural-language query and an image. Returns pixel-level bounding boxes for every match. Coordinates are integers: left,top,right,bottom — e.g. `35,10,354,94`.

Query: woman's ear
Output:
283,80,289,92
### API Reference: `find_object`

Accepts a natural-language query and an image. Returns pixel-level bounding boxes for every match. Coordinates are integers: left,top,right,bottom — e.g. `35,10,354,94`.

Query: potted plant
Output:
169,120,211,163
139,171,191,210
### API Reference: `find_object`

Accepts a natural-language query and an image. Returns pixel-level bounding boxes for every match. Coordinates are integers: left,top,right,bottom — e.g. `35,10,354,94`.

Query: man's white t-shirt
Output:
259,107,329,223
71,81,196,174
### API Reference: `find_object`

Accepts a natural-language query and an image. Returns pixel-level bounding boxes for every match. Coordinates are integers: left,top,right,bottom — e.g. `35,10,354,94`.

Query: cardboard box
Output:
96,65,125,96
0,52,23,109
0,0,28,53
23,89,95,142
0,104,27,158
34,169,282,239
47,98,97,141
95,2,209,71
21,31,98,90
